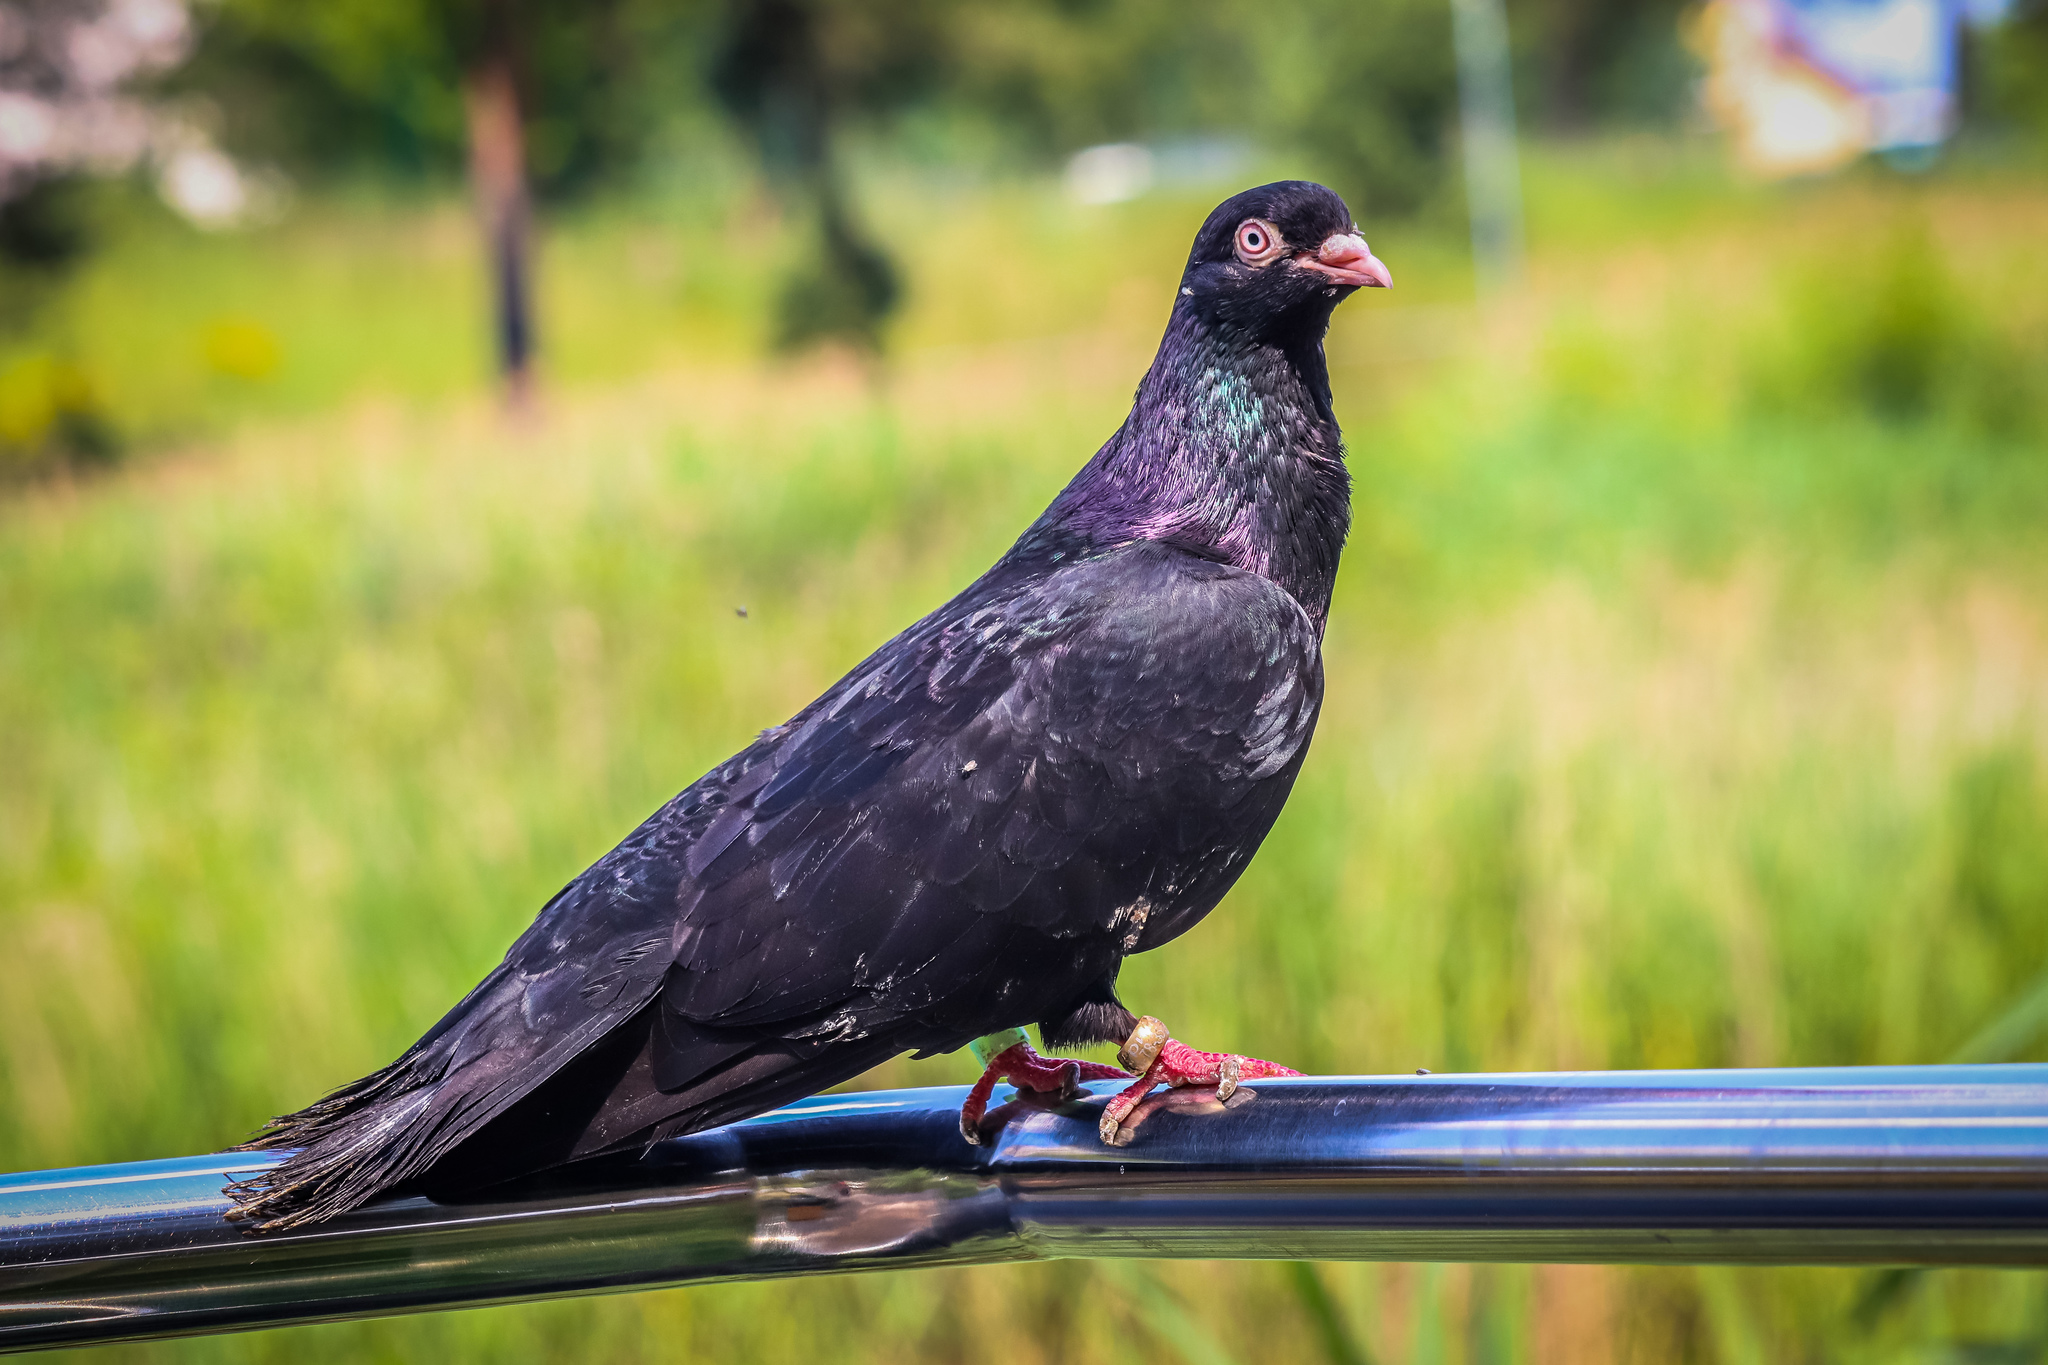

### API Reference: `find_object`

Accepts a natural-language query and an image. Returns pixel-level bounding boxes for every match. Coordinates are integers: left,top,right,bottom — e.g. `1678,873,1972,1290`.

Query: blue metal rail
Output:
3,1066,2046,1352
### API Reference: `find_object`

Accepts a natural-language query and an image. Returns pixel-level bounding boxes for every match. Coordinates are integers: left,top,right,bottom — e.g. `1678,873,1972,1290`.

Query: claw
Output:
1098,1071,1157,1145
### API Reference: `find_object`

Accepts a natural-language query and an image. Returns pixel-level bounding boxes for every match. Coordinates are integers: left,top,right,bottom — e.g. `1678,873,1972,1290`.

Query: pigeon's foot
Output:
1098,1016,1302,1146
960,1028,1127,1144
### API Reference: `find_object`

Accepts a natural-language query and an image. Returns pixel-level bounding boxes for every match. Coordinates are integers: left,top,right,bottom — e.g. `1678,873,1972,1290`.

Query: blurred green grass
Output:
5,147,2048,1362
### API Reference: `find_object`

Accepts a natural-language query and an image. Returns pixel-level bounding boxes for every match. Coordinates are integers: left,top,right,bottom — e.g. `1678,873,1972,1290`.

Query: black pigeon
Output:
227,181,1389,1230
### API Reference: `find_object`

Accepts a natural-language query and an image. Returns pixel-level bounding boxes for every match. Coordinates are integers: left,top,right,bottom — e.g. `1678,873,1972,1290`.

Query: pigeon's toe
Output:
1095,1016,1302,1145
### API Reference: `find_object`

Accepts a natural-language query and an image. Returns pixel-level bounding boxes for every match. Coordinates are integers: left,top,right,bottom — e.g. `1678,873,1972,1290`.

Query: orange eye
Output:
1234,218,1283,264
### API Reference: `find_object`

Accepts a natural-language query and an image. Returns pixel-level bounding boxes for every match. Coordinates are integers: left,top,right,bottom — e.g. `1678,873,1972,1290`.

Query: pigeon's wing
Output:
230,539,1321,1226
432,537,1323,1162
625,538,1324,1135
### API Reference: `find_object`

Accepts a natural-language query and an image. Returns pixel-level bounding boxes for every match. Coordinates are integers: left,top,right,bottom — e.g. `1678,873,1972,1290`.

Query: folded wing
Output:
230,540,1321,1227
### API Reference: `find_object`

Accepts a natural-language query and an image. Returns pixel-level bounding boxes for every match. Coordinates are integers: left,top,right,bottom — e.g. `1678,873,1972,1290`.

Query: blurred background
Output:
5,0,2048,1360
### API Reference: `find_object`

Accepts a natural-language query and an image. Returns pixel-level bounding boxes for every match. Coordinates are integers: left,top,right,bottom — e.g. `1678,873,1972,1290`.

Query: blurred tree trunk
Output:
464,3,534,407
712,0,900,356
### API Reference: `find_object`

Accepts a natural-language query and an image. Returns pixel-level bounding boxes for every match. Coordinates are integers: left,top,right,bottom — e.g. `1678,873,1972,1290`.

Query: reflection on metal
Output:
4,1067,2048,1352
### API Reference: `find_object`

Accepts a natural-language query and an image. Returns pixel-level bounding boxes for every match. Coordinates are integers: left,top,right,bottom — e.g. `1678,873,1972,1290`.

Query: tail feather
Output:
223,1000,913,1231
411,1017,908,1200
226,1081,446,1231
223,961,624,1231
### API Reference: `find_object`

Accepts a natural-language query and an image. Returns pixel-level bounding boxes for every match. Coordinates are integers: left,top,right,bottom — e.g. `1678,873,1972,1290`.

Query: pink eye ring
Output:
1234,218,1284,264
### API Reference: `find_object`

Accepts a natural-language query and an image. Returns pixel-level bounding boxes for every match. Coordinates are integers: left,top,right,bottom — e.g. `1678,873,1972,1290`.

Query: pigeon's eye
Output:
1234,219,1284,265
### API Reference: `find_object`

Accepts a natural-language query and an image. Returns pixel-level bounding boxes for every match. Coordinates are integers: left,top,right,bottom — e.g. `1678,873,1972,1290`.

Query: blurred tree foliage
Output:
125,0,2048,359
0,177,121,476
177,0,1702,217
937,0,1460,216
1976,0,2048,143
0,178,97,323
1509,0,1695,128
182,0,711,195
177,0,1471,349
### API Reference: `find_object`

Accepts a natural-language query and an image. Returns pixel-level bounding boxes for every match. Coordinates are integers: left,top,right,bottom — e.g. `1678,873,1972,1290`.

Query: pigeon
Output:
226,181,1389,1231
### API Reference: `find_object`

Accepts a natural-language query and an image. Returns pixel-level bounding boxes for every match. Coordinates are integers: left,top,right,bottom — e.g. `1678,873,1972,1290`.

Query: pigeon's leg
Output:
959,1028,1127,1144
1098,1016,1303,1145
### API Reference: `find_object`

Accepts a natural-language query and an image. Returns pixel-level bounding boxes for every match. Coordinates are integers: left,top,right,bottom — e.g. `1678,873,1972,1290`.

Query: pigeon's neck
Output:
1034,308,1351,629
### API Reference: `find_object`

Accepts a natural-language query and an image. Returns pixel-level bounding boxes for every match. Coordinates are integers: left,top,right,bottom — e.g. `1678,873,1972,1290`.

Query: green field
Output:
5,144,2048,1362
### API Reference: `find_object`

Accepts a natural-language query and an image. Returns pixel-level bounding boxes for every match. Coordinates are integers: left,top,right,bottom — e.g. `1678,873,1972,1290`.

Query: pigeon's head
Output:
1177,181,1390,342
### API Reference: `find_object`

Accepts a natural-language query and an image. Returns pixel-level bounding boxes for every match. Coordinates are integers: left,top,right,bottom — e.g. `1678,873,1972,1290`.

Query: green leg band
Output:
968,1028,1030,1068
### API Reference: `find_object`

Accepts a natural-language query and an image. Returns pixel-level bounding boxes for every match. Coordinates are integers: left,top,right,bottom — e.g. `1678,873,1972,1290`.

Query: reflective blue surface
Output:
3,1067,2046,1351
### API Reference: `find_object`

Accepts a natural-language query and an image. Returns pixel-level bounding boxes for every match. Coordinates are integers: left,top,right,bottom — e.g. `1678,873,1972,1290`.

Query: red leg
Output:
996,1042,1126,1093
1096,1066,1165,1143
957,1064,1006,1143
960,1032,1126,1144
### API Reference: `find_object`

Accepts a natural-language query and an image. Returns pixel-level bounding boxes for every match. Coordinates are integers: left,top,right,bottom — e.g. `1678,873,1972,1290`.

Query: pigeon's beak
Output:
1295,232,1392,289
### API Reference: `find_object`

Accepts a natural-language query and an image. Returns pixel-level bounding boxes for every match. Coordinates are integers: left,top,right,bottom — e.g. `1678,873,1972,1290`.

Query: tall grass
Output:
4,150,2048,1361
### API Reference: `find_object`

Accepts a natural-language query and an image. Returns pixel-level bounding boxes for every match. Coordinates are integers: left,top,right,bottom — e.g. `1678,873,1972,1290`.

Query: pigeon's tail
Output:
224,1055,452,1232
220,956,645,1233
223,995,917,1232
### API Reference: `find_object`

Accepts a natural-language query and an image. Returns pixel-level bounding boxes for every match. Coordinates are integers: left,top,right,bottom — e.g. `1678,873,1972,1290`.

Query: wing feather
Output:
232,538,1323,1229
